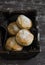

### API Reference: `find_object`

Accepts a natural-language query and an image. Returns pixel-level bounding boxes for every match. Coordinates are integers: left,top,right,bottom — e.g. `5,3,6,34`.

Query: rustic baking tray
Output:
0,10,40,60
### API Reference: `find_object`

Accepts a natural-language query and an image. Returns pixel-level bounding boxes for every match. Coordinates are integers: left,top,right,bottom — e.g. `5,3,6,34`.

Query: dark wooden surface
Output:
0,0,45,65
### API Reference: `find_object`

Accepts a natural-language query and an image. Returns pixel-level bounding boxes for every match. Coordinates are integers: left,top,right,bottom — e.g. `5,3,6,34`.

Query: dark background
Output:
0,0,45,65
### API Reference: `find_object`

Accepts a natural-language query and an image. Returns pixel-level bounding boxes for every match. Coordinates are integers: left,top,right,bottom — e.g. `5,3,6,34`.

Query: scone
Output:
5,37,23,51
16,29,34,46
7,22,20,35
16,15,32,29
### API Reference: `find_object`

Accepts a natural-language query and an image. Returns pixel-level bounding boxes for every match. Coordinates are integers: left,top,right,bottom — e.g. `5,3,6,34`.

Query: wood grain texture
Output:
0,0,45,65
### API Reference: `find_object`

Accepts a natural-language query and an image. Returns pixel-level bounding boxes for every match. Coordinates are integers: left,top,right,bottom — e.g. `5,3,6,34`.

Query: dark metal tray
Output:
0,10,40,60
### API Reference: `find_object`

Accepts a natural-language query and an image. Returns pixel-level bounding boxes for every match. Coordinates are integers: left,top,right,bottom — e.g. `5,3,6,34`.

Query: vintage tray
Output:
0,10,40,60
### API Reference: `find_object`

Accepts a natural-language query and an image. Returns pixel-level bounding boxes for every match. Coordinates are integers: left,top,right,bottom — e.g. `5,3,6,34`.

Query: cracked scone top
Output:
16,29,34,46
5,37,23,51
16,15,32,29
7,22,20,35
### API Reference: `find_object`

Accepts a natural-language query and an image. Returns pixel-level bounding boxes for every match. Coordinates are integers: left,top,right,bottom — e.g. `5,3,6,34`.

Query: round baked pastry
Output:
7,22,20,35
16,15,32,29
5,37,23,51
16,29,34,46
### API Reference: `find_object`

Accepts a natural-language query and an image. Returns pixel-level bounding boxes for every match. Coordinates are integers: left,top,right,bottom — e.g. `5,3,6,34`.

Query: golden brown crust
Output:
5,37,23,51
16,15,32,29
16,29,34,46
7,22,20,35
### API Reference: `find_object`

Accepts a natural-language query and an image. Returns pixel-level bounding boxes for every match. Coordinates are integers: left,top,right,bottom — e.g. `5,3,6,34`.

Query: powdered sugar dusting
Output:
13,25,19,31
19,29,30,39
20,15,31,26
